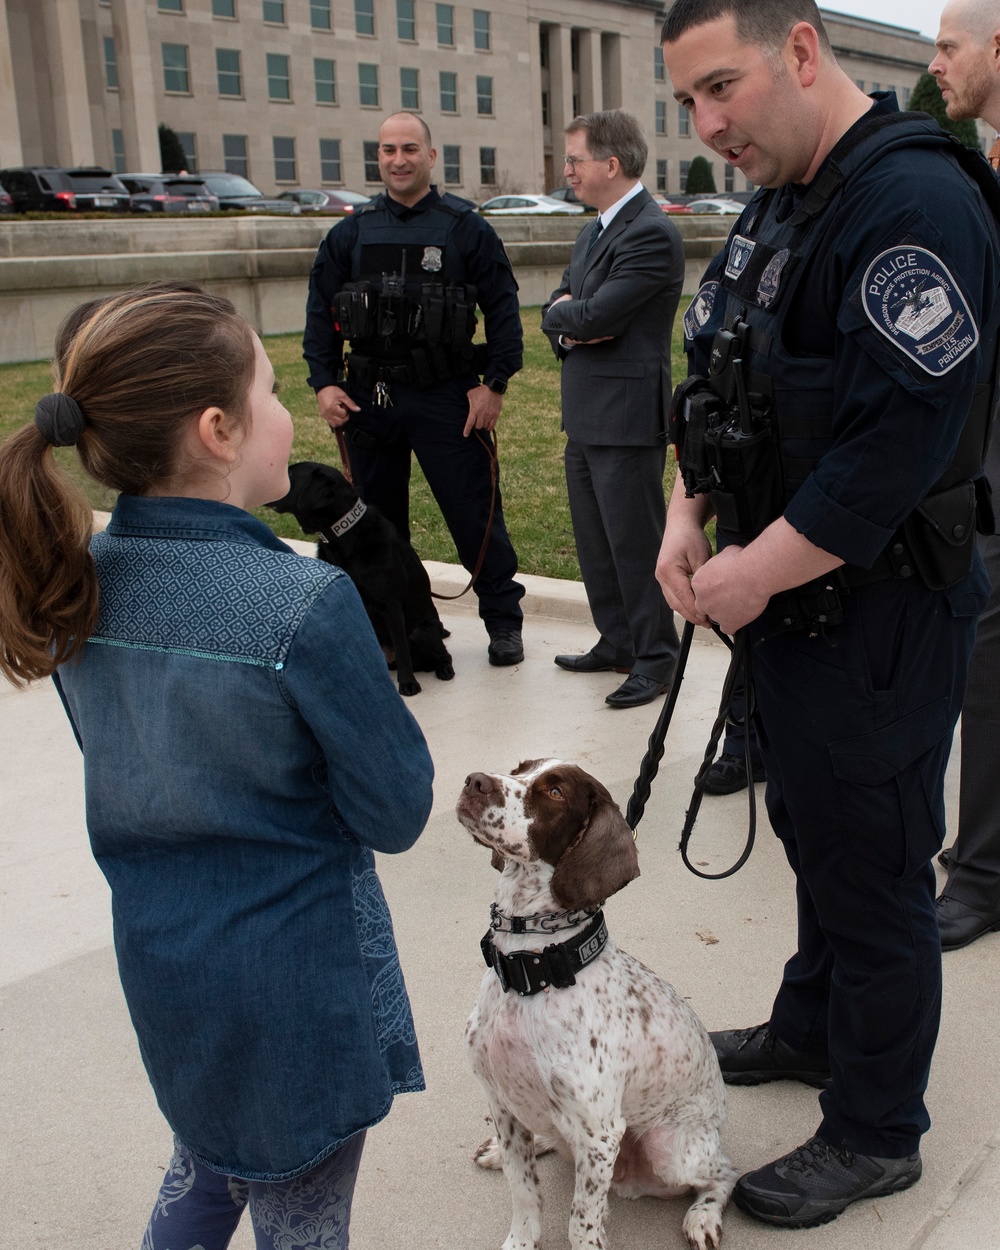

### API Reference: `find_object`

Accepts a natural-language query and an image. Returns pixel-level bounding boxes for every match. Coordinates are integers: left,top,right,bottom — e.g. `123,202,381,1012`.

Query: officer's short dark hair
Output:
661,0,832,56
566,110,647,180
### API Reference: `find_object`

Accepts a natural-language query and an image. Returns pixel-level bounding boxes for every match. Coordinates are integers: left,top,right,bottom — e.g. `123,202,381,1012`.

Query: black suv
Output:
0,166,131,212
198,173,301,214
120,173,220,214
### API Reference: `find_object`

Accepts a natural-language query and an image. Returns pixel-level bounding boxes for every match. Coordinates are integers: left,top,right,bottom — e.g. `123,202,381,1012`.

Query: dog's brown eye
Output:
548,786,563,799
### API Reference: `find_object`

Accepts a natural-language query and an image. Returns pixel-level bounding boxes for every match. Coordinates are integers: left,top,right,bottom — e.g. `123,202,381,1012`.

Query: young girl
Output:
0,285,434,1248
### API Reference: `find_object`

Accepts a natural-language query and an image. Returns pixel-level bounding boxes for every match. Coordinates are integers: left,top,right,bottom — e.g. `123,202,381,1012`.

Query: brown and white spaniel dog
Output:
457,758,737,1250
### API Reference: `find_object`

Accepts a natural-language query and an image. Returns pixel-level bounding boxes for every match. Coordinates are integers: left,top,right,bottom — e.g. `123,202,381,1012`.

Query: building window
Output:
539,26,548,67
902,85,911,107
212,0,236,16
871,81,881,91
400,67,419,110
439,71,457,112
680,159,690,191
436,4,454,45
315,58,336,104
273,136,296,181
311,0,331,29
541,90,549,126
223,133,248,176
174,132,196,170
655,100,666,136
443,144,461,183
267,53,291,100
397,0,415,40
855,78,865,90
103,37,118,90
654,46,665,81
359,63,379,107
111,129,126,173
678,103,690,137
656,158,667,191
320,137,342,182
887,83,896,98
363,139,380,181
162,43,190,93
158,0,183,10
355,0,375,35
724,165,734,192
216,48,242,97
262,0,285,22
479,146,496,184
473,10,490,50
476,75,493,115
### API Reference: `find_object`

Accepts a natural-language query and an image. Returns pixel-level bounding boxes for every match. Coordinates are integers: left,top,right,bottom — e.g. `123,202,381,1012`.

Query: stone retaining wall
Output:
0,215,730,363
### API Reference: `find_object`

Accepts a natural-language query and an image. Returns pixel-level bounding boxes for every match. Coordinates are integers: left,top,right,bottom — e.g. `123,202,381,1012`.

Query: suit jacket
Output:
541,187,685,446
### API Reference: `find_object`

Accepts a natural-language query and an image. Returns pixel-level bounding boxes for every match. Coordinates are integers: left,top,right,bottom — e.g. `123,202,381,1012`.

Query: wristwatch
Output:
485,378,508,395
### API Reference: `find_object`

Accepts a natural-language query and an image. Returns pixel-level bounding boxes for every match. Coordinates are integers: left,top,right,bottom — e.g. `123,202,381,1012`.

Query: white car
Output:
686,197,746,214
480,194,585,215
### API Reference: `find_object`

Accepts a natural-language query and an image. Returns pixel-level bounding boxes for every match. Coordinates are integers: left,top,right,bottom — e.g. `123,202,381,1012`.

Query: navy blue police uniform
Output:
678,95,1000,1157
303,186,525,633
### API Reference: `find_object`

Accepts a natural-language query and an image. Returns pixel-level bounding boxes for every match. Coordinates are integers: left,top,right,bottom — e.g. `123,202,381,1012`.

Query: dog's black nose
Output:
463,772,496,796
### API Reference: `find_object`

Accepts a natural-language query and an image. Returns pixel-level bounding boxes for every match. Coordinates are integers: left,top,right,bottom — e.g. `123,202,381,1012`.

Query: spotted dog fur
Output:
457,759,737,1250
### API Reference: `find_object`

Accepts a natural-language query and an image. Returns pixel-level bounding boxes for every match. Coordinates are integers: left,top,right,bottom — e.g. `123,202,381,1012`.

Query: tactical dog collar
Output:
317,499,367,542
488,902,600,935
481,910,608,996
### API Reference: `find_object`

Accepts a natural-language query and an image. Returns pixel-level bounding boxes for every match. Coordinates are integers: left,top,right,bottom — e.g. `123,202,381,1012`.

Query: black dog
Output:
270,462,454,696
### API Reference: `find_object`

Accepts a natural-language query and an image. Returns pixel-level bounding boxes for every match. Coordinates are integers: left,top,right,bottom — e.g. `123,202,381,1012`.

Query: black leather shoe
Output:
733,1135,921,1228
554,649,631,674
936,893,1000,951
605,673,667,709
937,846,951,870
487,628,523,667
710,1023,831,1088
702,752,766,795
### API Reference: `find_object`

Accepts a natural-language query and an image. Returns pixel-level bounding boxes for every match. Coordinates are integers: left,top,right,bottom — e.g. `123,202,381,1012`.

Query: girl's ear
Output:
194,407,242,464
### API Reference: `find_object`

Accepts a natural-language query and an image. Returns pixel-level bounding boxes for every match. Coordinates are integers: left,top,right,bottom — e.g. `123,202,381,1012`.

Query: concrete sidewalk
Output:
2,559,999,1250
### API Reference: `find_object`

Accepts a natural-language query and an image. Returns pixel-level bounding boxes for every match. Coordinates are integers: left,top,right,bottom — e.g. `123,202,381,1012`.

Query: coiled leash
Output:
625,620,759,879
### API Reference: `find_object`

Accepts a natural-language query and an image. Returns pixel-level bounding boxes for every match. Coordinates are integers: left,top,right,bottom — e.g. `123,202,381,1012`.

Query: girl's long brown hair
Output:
0,284,256,687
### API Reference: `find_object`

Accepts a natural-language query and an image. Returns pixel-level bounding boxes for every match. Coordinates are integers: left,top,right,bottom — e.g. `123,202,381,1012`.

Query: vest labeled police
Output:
863,245,978,375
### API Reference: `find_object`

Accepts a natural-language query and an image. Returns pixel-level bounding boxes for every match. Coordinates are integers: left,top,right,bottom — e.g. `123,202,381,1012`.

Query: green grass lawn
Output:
0,310,689,581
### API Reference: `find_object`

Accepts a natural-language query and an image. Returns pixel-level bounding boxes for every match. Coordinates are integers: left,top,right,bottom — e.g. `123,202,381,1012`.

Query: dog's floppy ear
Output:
550,796,639,910
490,849,506,873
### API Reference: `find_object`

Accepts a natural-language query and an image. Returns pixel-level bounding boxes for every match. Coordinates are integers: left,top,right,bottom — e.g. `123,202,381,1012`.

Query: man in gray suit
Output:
542,110,685,708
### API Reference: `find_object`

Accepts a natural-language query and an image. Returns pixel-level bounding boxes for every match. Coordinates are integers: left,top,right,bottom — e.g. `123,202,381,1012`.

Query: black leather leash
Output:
625,619,759,879
430,427,498,602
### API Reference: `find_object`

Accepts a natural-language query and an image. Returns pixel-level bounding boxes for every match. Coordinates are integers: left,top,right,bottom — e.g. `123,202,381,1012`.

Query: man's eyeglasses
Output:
563,155,600,168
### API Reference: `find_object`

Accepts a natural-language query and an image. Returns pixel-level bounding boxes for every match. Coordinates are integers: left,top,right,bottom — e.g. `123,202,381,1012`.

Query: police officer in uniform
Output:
659,0,1000,1228
304,112,525,665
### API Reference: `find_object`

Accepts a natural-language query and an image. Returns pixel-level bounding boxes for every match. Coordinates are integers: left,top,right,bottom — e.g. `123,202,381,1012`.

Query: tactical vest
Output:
335,192,482,389
675,109,1000,599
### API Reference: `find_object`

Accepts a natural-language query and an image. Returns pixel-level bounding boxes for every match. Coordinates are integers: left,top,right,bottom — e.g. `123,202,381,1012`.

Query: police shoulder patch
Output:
862,245,979,376
682,281,719,342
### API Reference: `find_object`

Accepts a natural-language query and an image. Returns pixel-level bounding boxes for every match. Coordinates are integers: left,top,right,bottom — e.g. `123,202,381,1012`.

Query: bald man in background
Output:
929,0,1000,949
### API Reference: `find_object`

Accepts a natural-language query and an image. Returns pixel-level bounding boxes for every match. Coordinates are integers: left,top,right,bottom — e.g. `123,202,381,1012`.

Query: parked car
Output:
653,198,693,215
275,189,371,214
686,197,745,214
479,194,584,215
120,173,220,214
0,166,131,213
197,173,301,214
0,180,13,214
546,185,598,212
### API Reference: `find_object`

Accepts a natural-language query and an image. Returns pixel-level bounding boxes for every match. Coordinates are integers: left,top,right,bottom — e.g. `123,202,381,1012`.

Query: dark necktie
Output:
585,217,604,256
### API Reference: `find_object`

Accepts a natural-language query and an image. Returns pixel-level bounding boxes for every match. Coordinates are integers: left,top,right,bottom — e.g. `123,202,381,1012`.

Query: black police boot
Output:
487,627,524,667
702,752,766,795
710,1023,831,1087
733,1135,922,1228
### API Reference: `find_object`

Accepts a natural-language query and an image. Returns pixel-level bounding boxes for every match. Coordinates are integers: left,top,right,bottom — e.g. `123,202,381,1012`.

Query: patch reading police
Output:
421,246,443,272
862,246,979,376
724,235,756,281
757,248,791,309
682,281,719,341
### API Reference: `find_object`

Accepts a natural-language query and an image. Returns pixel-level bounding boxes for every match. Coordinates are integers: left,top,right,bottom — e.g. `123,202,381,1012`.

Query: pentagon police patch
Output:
862,245,978,375
682,281,719,342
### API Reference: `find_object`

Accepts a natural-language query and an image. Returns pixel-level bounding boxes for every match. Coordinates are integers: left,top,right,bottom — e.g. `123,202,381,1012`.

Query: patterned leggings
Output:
141,1132,365,1250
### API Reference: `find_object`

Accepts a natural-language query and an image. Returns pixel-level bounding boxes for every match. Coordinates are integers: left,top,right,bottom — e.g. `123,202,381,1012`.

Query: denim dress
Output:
54,495,434,1181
